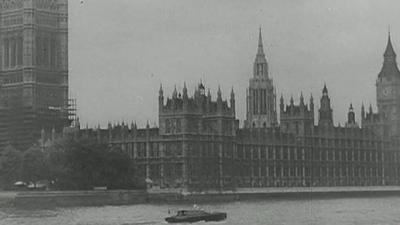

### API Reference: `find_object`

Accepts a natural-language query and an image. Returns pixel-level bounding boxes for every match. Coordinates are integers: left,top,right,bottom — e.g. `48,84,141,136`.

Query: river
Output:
1,196,400,225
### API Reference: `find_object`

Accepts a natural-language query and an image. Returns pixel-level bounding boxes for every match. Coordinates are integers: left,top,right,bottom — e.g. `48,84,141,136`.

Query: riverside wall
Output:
13,190,147,208
10,186,400,208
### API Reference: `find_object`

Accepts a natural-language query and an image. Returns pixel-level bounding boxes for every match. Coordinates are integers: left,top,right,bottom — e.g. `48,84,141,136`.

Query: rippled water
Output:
1,197,400,225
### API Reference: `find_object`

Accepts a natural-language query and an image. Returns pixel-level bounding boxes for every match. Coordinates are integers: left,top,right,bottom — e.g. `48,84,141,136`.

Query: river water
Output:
1,196,400,225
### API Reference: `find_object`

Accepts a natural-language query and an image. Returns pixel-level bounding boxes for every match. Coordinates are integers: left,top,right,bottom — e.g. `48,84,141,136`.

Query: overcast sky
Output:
69,0,400,128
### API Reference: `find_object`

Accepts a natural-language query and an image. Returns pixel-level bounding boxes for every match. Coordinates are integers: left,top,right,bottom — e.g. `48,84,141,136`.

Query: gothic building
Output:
0,0,69,150
244,28,277,128
61,30,400,190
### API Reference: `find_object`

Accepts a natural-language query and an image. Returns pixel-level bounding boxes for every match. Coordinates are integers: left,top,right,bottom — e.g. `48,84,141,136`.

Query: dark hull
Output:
165,212,227,223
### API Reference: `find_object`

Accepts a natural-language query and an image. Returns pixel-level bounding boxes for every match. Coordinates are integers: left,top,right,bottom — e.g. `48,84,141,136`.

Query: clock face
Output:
382,87,391,97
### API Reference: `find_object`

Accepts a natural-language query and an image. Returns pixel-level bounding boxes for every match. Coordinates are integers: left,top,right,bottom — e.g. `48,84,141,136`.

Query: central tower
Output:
244,28,277,128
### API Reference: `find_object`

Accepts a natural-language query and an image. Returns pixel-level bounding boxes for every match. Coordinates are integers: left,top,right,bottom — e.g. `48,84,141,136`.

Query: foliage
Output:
0,138,140,190
0,145,22,189
46,138,139,190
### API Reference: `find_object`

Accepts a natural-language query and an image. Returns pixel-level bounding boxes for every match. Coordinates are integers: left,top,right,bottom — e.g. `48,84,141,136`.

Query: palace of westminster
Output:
2,1,400,190
78,29,400,190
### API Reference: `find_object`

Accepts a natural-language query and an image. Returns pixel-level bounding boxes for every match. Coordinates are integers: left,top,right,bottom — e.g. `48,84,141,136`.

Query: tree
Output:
45,137,139,190
21,145,48,186
0,145,22,189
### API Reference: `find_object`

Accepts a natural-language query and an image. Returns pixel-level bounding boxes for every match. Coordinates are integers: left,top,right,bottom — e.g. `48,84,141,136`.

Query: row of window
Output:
2,15,23,26
122,140,391,163
237,146,382,162
236,165,383,178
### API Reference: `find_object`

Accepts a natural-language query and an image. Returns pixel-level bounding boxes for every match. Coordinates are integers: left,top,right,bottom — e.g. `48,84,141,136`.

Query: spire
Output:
384,30,396,57
300,92,304,105
322,83,328,95
253,27,269,78
257,26,264,55
183,82,188,97
379,31,400,78
217,85,222,100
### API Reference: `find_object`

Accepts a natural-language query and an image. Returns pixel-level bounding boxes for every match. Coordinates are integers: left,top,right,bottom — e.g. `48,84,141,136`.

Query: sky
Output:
68,0,400,128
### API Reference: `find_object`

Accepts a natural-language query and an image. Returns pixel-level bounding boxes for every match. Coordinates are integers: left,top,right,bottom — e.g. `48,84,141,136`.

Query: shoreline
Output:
3,186,400,209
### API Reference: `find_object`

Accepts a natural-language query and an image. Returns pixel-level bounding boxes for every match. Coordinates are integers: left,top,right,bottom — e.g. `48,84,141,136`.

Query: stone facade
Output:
0,0,69,150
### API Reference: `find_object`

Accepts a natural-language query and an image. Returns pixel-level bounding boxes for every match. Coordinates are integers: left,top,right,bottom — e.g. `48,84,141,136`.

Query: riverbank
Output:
5,186,400,208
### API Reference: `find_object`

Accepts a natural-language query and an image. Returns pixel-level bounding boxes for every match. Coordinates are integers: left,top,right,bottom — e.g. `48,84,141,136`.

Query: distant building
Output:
58,30,400,190
0,0,69,150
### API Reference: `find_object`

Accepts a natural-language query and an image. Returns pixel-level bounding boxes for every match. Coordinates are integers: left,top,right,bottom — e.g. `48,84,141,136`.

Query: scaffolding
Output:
68,98,77,127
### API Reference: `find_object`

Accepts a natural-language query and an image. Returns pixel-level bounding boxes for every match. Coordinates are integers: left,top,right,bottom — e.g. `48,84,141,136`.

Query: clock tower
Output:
376,32,400,138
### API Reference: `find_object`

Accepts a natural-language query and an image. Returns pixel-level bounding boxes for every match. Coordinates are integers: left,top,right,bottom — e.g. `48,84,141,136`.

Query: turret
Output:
280,94,284,111
347,104,355,124
159,84,164,112
361,103,365,120
183,82,188,110
318,84,333,128
217,85,222,112
299,92,304,107
346,103,358,128
172,85,177,99
230,87,235,116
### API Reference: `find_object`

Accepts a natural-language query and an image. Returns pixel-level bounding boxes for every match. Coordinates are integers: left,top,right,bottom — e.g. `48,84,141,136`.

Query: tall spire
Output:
253,27,269,78
257,26,265,56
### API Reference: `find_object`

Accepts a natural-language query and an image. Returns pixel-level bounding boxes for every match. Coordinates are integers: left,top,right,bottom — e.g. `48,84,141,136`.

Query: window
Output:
4,39,9,68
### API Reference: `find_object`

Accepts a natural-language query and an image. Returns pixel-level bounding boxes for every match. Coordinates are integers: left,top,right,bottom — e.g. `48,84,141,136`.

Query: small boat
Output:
165,209,227,223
